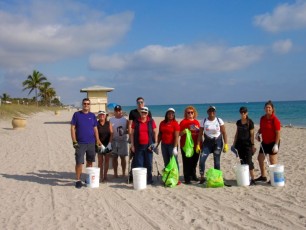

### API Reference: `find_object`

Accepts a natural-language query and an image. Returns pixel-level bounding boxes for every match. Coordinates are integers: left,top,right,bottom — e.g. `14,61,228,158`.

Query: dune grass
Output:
0,104,62,120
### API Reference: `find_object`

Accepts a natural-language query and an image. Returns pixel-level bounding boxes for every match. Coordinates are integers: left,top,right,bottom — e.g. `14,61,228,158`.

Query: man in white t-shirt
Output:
109,105,129,178
196,105,228,184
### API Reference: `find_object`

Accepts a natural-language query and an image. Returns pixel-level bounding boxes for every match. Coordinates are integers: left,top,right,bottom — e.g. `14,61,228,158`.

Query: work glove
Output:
149,143,156,152
231,145,238,156
272,144,279,153
255,132,261,142
172,147,178,156
73,141,79,149
196,144,201,154
223,143,229,153
106,142,112,151
100,144,106,153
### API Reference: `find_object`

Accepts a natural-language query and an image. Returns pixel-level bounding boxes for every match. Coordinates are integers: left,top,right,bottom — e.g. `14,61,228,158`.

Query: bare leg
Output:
257,153,266,177
121,156,127,176
98,154,104,182
113,156,118,178
75,164,83,180
269,154,278,165
250,169,255,180
86,161,93,167
103,155,110,181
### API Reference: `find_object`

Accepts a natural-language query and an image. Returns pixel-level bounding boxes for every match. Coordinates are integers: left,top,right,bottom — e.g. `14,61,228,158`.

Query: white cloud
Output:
57,76,87,83
0,1,134,69
272,39,293,54
254,0,306,32
89,43,264,74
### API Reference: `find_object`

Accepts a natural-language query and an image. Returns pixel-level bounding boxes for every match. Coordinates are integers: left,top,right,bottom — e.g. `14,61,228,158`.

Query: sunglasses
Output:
137,101,144,104
83,103,90,105
240,111,247,114
187,111,194,114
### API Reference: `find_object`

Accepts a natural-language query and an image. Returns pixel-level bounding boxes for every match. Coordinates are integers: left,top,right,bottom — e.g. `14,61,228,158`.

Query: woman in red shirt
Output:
179,106,201,184
255,100,281,182
157,108,180,168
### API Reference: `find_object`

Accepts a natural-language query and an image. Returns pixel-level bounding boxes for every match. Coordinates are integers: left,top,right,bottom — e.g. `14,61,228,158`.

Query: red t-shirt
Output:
159,120,180,145
179,118,200,147
260,114,281,144
132,117,156,145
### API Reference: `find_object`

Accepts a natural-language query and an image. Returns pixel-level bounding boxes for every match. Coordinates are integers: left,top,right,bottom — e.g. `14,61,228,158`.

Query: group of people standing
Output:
71,97,281,189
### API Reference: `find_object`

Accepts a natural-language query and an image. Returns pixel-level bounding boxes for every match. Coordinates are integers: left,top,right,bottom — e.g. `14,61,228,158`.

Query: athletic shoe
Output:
191,175,199,182
254,176,267,182
75,180,82,189
199,177,206,184
250,179,256,186
184,181,191,185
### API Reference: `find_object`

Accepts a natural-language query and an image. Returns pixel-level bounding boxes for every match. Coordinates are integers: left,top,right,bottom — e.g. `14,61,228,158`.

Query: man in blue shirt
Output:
71,98,101,188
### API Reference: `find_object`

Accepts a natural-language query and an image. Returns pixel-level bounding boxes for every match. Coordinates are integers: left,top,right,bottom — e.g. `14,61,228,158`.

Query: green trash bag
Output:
206,168,224,188
182,129,194,158
162,155,179,187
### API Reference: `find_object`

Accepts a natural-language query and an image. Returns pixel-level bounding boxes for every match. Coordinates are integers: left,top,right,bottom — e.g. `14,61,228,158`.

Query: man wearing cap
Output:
109,105,129,178
128,97,152,181
196,105,228,184
71,98,102,189
130,106,157,184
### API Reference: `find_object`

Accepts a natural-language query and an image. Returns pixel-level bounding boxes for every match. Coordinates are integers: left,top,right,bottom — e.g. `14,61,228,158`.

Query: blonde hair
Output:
184,106,198,119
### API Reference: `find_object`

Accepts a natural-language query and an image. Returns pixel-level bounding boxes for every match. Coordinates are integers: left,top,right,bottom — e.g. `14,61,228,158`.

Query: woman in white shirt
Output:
196,106,228,184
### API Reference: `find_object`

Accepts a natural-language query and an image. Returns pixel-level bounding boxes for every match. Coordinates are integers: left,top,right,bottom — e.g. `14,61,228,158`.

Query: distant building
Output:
80,85,114,113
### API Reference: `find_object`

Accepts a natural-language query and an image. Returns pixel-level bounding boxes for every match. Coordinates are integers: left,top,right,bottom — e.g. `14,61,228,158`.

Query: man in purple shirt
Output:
71,98,101,188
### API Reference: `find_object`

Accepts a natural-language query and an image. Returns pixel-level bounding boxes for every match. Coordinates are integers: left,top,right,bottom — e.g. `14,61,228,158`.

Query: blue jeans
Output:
199,138,223,176
134,144,153,183
161,143,179,171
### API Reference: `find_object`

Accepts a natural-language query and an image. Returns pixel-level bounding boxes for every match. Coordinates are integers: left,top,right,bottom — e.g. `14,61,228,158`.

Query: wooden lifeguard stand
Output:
80,85,114,113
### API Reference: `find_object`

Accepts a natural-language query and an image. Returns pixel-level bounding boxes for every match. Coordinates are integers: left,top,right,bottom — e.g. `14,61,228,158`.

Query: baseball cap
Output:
97,110,107,115
114,105,122,111
167,108,175,113
207,105,216,112
140,107,149,113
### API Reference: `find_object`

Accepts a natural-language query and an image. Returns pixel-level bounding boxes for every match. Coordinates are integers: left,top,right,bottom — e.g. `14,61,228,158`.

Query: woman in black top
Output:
232,107,256,185
97,111,113,182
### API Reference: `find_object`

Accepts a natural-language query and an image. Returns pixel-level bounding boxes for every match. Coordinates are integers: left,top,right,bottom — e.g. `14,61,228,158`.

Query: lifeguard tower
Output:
80,85,114,113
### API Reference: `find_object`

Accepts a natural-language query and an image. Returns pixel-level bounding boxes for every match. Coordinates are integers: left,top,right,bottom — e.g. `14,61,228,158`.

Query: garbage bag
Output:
206,168,224,188
183,129,194,158
162,155,179,187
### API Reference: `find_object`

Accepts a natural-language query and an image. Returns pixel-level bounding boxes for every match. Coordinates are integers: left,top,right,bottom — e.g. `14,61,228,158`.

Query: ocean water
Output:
121,100,306,128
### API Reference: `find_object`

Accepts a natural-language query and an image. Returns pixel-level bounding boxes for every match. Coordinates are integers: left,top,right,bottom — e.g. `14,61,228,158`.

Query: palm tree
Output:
39,82,56,106
1,93,10,101
22,70,48,106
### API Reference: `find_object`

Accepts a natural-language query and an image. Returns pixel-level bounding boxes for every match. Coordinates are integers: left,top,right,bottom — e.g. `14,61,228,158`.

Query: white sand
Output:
0,110,306,230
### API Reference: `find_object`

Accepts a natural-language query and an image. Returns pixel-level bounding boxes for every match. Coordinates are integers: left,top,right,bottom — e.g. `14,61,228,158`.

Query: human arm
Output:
71,125,79,149
220,124,228,152
94,126,102,146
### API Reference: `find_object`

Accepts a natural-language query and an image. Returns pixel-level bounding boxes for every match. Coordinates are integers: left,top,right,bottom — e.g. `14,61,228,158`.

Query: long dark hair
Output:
164,111,176,122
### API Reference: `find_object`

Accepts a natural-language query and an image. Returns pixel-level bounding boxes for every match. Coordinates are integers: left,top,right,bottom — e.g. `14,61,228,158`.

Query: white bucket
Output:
269,164,285,187
108,156,113,170
85,167,100,188
132,168,147,190
234,164,250,186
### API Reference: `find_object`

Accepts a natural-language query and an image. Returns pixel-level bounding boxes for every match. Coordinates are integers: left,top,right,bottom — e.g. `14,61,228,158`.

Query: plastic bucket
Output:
108,156,113,170
234,164,250,186
269,164,285,187
85,167,100,188
132,168,147,190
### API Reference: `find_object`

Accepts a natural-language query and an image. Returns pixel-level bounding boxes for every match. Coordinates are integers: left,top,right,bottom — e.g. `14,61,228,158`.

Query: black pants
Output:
181,147,199,182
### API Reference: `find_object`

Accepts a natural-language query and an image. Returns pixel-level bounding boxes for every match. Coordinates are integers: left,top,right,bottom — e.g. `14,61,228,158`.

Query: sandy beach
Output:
0,110,306,230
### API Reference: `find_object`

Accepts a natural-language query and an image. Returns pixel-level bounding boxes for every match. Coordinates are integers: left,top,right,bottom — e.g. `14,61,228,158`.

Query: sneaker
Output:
254,176,267,182
250,179,256,186
191,175,199,182
184,180,191,185
199,177,206,184
75,180,82,189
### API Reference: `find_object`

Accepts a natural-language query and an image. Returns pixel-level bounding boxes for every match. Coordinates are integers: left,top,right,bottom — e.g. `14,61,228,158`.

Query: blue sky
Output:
0,0,306,106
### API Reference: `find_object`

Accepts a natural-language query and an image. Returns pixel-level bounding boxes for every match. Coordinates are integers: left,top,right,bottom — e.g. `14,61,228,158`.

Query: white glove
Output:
272,144,279,153
172,147,178,156
100,144,106,153
106,142,112,151
255,132,261,142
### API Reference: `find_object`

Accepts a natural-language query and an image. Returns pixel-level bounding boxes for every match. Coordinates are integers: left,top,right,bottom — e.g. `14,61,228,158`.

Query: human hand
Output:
100,144,106,153
223,143,229,153
255,132,261,142
172,147,178,156
272,144,279,153
196,144,201,154
106,142,112,151
73,141,79,149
